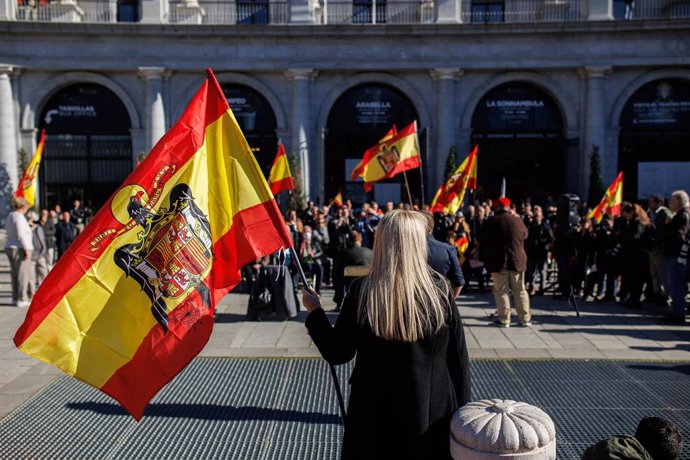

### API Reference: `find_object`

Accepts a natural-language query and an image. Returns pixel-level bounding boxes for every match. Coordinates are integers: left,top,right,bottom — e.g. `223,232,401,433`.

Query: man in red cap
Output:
479,197,532,327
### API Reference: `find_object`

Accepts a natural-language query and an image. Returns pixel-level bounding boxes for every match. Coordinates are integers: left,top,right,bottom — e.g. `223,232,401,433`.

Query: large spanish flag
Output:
351,122,420,192
15,129,45,208
430,146,478,216
268,142,294,195
588,172,623,223
14,69,293,420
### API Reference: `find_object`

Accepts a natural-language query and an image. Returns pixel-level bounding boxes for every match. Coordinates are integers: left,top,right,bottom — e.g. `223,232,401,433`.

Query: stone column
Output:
587,0,612,20
285,69,317,200
290,0,315,23
0,0,15,20
138,66,168,152
430,68,462,194
140,0,167,23
436,0,464,23
0,65,19,196
581,66,611,198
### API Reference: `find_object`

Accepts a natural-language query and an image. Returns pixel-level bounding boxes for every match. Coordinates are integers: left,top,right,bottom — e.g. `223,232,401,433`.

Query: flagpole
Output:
420,124,427,206
403,170,414,206
290,247,347,421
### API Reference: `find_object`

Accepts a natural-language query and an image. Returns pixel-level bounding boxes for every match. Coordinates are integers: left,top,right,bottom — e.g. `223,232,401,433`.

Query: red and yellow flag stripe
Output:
14,69,292,420
268,142,294,195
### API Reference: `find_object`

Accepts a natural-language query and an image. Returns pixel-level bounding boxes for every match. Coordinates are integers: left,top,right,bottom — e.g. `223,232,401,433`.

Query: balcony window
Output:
117,0,139,21
471,1,505,22
237,0,269,23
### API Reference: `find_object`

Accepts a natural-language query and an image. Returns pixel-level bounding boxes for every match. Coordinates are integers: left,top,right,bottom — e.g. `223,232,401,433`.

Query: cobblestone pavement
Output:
1,237,688,420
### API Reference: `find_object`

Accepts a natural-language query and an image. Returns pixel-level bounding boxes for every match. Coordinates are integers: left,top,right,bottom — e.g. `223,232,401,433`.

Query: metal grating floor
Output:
1,359,689,459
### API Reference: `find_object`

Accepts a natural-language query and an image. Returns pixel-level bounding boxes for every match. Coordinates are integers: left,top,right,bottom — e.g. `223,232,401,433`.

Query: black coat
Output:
333,245,373,305
306,278,471,460
55,221,75,256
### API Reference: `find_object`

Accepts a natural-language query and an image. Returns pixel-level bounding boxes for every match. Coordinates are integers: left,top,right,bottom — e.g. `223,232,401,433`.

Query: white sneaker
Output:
16,300,30,308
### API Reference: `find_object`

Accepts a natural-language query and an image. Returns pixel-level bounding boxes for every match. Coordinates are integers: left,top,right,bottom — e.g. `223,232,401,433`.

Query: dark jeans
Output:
667,259,689,317
527,256,547,293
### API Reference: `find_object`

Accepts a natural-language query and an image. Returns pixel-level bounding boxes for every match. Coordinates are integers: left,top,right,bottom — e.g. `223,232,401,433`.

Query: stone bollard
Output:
450,399,556,459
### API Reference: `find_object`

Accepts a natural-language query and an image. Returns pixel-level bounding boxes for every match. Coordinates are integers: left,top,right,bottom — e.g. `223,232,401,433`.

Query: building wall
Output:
1,20,689,207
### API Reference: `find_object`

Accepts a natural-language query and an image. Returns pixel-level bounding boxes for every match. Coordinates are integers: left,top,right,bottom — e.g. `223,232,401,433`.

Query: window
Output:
470,1,504,22
237,0,269,23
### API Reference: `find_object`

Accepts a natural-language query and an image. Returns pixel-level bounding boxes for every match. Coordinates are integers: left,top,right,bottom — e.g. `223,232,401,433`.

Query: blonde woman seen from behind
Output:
303,210,471,460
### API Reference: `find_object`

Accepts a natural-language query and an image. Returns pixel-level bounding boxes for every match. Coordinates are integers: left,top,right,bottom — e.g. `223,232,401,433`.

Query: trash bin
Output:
450,399,556,459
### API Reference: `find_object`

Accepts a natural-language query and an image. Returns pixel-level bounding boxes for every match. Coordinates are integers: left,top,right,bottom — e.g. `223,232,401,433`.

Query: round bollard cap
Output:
450,399,556,454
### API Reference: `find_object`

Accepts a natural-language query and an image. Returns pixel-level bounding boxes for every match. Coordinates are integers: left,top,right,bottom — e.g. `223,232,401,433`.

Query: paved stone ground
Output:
1,231,689,419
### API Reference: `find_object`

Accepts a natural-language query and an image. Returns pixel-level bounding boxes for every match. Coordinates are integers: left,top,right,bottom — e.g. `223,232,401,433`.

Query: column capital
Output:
0,64,21,77
285,68,318,81
137,66,171,81
429,68,463,80
579,66,612,79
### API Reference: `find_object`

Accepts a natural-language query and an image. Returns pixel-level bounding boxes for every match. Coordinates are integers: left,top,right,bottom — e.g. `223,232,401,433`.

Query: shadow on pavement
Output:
625,363,690,376
65,402,342,423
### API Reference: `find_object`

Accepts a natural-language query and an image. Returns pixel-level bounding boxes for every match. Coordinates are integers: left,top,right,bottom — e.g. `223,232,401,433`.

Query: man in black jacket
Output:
662,190,690,324
525,205,553,295
333,230,372,307
55,211,76,259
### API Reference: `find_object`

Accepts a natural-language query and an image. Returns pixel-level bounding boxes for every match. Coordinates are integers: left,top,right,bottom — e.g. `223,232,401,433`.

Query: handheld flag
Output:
430,146,478,215
15,129,45,208
351,122,420,192
454,234,469,264
14,69,293,420
588,172,623,223
351,125,398,180
268,142,294,195
333,188,343,207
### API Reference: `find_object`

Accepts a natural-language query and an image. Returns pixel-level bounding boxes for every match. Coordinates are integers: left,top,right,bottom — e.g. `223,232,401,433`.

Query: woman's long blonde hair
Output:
358,210,451,342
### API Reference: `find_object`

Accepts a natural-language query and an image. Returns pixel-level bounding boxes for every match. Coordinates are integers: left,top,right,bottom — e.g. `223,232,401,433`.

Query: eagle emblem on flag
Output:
114,183,213,333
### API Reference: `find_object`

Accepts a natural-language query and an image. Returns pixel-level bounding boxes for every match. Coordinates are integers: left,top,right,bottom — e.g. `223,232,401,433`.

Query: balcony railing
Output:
613,0,690,18
319,0,435,23
8,0,690,23
168,0,289,23
463,0,583,22
15,0,120,21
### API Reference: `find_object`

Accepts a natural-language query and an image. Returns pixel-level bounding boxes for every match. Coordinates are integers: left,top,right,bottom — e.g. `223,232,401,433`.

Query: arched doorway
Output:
325,83,421,205
39,83,132,211
619,78,690,201
222,84,278,179
471,82,565,204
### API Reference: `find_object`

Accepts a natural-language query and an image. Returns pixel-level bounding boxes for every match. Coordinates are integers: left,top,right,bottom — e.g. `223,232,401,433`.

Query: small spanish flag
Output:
351,122,420,192
14,69,293,420
431,146,478,216
333,188,343,207
588,172,623,223
268,142,294,195
15,129,45,208
454,234,470,264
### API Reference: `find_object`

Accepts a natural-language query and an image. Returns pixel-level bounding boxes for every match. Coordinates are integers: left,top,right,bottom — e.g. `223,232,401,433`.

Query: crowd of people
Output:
252,189,690,325
4,198,90,307
5,189,689,325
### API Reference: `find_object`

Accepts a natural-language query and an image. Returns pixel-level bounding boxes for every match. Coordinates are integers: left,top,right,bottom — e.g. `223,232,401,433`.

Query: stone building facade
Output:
0,0,689,211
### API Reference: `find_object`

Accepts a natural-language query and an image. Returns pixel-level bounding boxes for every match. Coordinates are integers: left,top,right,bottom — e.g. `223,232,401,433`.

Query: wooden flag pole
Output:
403,170,414,206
